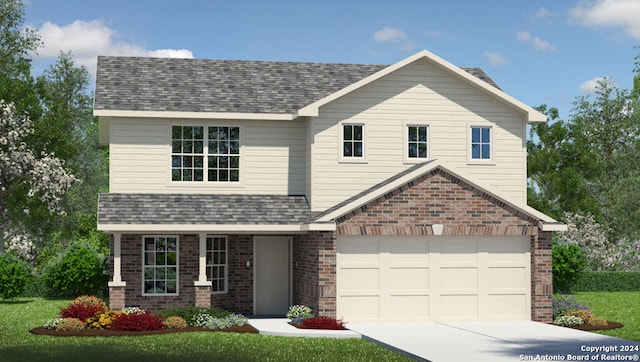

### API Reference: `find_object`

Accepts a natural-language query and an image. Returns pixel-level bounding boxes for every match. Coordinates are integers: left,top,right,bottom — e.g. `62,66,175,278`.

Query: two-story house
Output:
95,50,565,323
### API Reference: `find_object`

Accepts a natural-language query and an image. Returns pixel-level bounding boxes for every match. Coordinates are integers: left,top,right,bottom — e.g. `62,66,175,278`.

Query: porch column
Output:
194,232,212,307
108,233,126,310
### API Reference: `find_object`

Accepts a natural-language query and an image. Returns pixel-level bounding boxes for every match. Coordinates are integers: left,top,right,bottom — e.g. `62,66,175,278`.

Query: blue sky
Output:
25,0,640,119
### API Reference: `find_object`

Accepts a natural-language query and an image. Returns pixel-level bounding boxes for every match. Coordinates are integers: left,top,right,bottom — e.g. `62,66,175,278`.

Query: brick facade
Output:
333,168,553,322
110,234,253,314
108,169,553,321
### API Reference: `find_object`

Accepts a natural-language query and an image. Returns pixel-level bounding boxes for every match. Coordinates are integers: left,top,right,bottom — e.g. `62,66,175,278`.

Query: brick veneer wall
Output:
333,168,553,322
292,232,337,317
111,234,254,314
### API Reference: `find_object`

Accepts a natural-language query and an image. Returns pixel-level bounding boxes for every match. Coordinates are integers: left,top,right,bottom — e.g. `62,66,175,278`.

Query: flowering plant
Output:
553,315,583,327
110,312,164,331
300,316,345,330
552,294,590,319
54,318,85,332
163,316,187,329
286,305,313,324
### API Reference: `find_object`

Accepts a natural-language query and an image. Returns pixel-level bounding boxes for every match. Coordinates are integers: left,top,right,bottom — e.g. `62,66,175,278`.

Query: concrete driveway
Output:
346,321,640,362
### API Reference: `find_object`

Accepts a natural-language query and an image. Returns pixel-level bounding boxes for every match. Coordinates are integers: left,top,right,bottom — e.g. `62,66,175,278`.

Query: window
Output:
407,125,428,159
171,125,240,182
470,126,491,160
206,236,227,293
143,236,178,295
208,126,240,182
342,124,364,158
172,126,204,181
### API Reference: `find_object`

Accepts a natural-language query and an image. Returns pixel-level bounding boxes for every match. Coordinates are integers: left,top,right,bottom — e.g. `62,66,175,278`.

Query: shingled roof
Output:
98,194,313,226
94,56,500,114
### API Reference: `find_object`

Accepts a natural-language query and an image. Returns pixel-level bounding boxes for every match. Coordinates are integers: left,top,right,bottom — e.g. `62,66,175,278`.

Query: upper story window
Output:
342,124,364,158
171,125,240,182
206,236,227,293
172,126,204,181
407,125,428,160
143,236,178,295
470,126,491,160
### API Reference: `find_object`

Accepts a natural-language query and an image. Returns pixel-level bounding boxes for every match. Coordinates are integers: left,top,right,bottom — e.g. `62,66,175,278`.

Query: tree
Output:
35,52,109,250
0,0,41,117
527,105,599,220
0,101,76,253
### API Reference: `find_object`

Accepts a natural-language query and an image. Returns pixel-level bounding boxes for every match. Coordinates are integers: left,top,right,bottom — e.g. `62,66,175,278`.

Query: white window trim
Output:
168,124,244,187
467,124,495,165
142,235,179,296
206,235,229,294
404,123,430,164
338,121,367,163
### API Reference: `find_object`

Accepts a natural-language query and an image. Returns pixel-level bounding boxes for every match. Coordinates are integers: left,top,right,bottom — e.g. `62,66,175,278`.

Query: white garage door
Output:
336,236,530,322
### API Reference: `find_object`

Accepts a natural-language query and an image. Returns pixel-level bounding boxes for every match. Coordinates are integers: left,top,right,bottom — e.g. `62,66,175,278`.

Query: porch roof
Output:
97,193,333,233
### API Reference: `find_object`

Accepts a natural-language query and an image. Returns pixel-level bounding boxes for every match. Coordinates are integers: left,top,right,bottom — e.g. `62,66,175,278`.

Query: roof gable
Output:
298,50,546,123
93,53,504,118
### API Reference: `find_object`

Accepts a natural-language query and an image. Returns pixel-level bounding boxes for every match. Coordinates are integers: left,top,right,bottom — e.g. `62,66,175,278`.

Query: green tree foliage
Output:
0,0,41,117
44,242,108,297
0,251,30,299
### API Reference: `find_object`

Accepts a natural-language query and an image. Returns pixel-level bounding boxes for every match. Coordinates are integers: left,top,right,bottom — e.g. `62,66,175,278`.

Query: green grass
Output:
0,298,410,362
575,291,640,342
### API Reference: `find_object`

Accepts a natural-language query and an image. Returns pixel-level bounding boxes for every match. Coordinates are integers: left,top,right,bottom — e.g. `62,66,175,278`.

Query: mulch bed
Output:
30,324,258,337
567,321,624,331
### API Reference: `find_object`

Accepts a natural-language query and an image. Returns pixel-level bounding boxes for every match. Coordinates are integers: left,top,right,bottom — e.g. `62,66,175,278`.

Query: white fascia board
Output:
540,222,568,232
93,109,296,121
297,49,547,124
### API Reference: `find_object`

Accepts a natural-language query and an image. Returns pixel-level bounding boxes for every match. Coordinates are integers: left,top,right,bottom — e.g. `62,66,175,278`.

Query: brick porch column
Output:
194,233,212,307
531,232,553,323
108,233,127,310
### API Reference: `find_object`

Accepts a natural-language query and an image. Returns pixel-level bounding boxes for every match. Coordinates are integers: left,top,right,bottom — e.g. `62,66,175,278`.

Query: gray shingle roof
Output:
98,194,312,225
94,56,500,114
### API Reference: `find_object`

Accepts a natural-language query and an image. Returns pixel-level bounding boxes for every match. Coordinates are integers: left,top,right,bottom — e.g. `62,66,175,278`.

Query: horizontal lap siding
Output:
109,118,305,194
311,59,526,211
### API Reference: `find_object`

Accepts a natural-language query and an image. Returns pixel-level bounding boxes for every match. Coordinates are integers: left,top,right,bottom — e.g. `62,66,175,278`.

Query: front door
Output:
254,236,290,315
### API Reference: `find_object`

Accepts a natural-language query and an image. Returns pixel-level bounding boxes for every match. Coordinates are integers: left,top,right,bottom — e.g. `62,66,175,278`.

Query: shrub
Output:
86,309,122,329
552,294,590,319
0,252,31,299
589,316,608,327
191,313,214,328
111,312,164,331
55,318,85,332
43,242,108,297
287,304,313,324
45,318,64,329
564,309,596,325
553,315,584,327
163,316,187,329
572,271,640,292
552,242,588,292
300,316,345,330
72,295,107,308
122,306,145,315
60,302,104,321
162,306,228,322
205,313,248,329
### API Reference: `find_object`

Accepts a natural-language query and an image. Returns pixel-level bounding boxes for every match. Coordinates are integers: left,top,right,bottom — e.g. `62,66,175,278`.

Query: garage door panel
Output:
488,267,527,290
340,267,380,291
390,267,429,291
441,295,478,319
340,296,380,320
338,238,380,263
386,238,429,264
390,295,430,319
440,239,478,263
440,267,478,290
488,294,528,318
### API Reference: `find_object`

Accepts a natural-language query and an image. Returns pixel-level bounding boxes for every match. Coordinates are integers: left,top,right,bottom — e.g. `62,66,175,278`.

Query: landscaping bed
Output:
30,324,257,336
567,321,623,331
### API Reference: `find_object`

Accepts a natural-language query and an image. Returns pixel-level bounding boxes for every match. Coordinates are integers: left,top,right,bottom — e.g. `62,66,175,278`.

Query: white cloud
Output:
579,76,618,94
517,31,555,52
570,0,640,40
33,20,194,76
517,31,532,41
373,27,414,52
374,27,406,42
483,51,509,67
533,37,556,52
534,7,550,18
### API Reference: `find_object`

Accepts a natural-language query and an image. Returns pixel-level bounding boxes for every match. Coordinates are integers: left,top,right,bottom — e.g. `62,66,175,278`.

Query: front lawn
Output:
575,291,640,342
0,298,410,362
